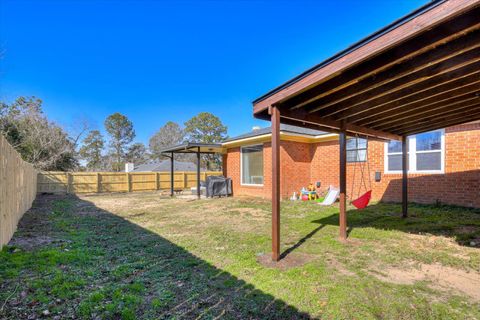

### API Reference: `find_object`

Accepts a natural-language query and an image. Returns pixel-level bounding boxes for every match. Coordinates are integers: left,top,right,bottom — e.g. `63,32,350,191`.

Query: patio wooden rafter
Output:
253,0,480,261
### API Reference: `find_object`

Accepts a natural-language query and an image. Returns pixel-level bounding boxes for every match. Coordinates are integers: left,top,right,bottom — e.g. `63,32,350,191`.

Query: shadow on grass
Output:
311,202,480,247
280,225,325,260
0,194,312,319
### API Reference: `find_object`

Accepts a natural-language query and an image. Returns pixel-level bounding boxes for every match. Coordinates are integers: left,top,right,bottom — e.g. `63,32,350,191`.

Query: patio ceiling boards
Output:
253,0,480,140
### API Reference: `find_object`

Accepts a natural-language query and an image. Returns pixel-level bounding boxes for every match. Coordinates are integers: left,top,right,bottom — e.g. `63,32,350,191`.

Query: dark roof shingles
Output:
224,124,327,142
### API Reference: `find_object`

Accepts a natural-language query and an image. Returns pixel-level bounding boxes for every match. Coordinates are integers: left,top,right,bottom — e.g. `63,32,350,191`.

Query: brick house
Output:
222,122,480,208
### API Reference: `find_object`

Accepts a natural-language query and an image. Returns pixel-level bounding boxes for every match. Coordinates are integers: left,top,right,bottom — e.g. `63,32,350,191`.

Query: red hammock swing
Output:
351,190,371,209
350,136,372,209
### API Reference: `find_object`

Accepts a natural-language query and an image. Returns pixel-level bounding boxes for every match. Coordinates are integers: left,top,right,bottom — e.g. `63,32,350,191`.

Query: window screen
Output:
241,145,264,185
346,138,367,163
386,140,406,171
415,131,441,171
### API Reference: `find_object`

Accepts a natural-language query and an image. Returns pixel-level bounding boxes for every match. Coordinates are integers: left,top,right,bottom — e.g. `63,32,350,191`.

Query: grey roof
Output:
132,160,206,172
224,124,328,143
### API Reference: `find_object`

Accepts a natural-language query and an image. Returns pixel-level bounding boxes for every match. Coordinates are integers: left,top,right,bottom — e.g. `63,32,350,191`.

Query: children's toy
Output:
290,192,299,201
318,186,340,206
301,184,318,200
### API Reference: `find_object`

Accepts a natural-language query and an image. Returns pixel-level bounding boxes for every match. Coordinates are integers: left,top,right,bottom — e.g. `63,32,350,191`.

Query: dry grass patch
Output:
370,261,480,301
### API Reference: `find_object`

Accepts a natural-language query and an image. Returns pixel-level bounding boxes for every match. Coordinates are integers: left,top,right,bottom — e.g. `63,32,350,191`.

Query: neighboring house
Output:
222,123,480,208
131,160,207,172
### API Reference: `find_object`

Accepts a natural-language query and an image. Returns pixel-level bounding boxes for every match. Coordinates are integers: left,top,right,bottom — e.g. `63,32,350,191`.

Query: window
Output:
347,138,367,162
415,131,442,171
385,129,444,174
386,140,406,172
241,145,264,185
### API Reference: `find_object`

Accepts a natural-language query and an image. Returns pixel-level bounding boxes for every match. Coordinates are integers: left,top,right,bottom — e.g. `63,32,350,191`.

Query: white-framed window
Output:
347,137,367,163
385,129,445,174
241,144,264,185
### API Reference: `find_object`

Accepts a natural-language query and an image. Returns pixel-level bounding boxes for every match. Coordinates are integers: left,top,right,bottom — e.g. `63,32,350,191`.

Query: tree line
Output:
1,96,228,172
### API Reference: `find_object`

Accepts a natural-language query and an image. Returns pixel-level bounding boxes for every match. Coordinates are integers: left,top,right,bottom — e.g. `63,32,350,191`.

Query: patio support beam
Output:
339,122,347,241
170,152,174,197
197,147,201,199
274,108,401,141
270,105,281,261
402,136,408,218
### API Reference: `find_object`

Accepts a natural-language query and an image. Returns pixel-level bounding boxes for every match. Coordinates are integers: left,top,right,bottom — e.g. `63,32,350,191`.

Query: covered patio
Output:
160,142,223,198
252,0,480,261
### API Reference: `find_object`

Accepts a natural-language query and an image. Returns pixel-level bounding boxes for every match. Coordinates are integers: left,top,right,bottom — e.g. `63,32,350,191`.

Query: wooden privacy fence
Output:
37,171,223,194
0,135,38,248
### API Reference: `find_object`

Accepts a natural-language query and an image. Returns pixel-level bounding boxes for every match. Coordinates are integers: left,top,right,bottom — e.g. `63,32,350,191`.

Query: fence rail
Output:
0,135,38,248
37,171,223,194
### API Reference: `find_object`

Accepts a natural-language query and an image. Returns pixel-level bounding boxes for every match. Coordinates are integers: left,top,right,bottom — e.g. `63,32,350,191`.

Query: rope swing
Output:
350,135,372,209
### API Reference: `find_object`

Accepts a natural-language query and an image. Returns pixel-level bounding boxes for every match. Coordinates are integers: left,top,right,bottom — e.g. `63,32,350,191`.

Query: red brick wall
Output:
279,141,312,198
224,146,269,198
223,141,311,199
224,124,480,207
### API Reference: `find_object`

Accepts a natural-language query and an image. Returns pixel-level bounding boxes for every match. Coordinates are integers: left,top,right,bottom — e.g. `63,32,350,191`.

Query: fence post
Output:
183,172,187,189
96,173,101,193
155,172,159,190
66,173,72,194
126,173,131,192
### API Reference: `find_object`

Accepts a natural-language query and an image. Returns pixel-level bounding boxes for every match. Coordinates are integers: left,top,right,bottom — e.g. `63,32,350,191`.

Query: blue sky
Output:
0,0,428,145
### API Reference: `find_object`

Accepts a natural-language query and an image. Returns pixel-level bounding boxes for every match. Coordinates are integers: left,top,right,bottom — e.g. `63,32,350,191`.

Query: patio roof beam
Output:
322,60,480,124
392,107,480,135
397,111,480,136
315,47,480,119
273,108,401,141
356,75,480,126
373,99,480,132
292,27,480,114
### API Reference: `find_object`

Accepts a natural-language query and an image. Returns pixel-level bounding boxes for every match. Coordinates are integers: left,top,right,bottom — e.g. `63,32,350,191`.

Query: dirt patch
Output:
371,262,480,301
455,226,479,234
257,253,315,270
325,255,356,277
9,235,55,251
230,207,268,219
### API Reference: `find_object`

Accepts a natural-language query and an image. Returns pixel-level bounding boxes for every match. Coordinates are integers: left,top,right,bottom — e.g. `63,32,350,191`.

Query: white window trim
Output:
240,144,264,186
384,129,445,174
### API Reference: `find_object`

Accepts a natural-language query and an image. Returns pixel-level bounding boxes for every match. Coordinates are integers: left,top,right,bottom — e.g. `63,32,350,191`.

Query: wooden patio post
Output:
339,123,347,241
170,152,174,197
402,135,408,218
271,106,281,261
197,147,201,199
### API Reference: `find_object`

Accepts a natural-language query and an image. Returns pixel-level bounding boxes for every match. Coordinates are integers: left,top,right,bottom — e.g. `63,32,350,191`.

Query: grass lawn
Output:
1,193,479,319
